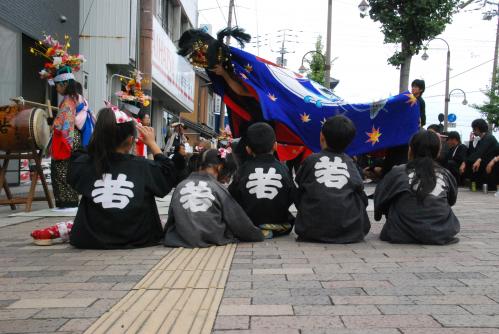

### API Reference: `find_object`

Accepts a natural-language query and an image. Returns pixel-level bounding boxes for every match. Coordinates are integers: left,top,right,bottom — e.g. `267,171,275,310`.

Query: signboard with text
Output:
152,18,195,112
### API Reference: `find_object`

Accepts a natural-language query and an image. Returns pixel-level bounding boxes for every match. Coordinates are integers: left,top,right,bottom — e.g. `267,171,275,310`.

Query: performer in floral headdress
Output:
115,69,151,157
31,34,86,209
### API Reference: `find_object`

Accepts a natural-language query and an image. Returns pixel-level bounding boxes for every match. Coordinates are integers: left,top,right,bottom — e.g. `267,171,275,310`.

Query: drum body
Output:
0,105,50,152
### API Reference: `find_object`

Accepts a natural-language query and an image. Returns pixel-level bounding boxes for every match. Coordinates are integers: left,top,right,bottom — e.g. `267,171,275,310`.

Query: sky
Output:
197,0,498,139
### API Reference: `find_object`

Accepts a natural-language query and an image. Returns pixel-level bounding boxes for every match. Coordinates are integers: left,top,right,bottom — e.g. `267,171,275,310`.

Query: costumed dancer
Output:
177,27,262,165
31,104,177,248
116,69,151,158
32,34,86,209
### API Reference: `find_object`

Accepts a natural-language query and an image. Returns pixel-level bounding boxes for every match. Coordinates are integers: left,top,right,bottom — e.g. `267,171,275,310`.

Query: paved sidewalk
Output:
214,189,499,334
0,189,497,333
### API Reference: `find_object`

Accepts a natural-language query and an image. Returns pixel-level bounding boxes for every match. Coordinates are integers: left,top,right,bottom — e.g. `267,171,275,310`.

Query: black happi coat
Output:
164,172,264,248
68,153,175,249
294,150,371,243
374,165,460,245
229,154,296,227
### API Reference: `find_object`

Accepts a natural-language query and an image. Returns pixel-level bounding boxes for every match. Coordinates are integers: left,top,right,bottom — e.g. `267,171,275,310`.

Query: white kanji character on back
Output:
314,156,350,189
92,174,135,209
246,167,283,199
179,181,215,212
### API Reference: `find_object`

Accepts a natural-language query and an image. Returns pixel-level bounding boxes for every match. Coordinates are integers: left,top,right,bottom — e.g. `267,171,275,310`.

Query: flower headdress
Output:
217,125,233,158
115,69,151,114
30,34,85,85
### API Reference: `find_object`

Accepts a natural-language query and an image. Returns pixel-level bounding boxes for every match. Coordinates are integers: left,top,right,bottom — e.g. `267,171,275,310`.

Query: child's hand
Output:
137,125,162,156
137,125,155,147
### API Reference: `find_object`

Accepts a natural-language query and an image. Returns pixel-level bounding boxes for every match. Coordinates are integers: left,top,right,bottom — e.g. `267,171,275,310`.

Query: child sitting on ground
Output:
229,122,296,238
164,149,264,248
30,106,178,248
374,130,460,245
294,115,371,243
69,106,177,249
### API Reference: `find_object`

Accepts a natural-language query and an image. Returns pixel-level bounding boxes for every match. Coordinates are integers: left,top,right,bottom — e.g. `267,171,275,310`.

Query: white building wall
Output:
79,0,136,112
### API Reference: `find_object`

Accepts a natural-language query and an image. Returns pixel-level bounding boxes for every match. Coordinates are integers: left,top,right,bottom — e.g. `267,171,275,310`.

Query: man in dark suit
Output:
444,131,467,185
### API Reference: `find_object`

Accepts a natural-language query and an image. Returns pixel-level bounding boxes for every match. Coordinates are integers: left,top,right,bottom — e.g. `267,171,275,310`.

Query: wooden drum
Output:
0,104,50,153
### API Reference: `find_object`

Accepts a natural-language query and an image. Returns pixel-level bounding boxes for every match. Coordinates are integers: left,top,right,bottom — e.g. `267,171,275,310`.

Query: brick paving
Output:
0,188,497,333
214,189,499,334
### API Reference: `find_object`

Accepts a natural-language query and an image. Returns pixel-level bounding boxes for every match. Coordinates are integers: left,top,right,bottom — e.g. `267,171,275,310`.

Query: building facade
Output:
80,0,213,148
0,0,80,184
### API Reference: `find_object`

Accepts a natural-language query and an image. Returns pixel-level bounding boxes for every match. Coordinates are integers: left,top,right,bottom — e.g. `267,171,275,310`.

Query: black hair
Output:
88,108,136,177
246,122,276,155
75,81,83,95
471,118,488,133
446,131,461,142
188,149,237,180
321,115,356,153
411,79,425,94
427,124,441,134
56,67,79,100
406,130,441,203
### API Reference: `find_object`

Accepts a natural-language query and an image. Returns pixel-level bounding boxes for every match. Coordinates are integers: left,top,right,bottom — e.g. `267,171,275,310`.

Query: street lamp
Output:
299,50,327,75
358,0,369,18
422,37,451,132
449,88,468,106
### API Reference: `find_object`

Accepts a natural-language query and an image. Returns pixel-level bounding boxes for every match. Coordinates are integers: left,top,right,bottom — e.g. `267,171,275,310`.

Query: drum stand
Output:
0,143,54,212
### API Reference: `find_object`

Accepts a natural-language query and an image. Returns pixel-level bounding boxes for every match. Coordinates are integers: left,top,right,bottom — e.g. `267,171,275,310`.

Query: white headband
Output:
53,72,75,83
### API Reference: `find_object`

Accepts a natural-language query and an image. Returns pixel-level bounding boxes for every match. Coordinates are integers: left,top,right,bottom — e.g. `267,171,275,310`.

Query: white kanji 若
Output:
408,172,446,197
179,181,216,212
246,167,283,199
314,156,350,189
91,174,135,209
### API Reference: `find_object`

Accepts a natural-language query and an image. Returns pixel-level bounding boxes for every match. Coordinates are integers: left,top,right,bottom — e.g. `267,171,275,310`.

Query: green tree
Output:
307,36,325,85
367,0,460,93
473,77,499,130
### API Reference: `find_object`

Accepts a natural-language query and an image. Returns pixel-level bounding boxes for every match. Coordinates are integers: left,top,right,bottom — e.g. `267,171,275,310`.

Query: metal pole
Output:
491,5,499,99
324,0,332,87
444,49,450,132
219,0,234,131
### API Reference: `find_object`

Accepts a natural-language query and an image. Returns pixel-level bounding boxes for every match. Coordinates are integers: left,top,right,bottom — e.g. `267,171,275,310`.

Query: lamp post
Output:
358,0,369,18
422,38,451,132
448,88,468,106
299,50,327,75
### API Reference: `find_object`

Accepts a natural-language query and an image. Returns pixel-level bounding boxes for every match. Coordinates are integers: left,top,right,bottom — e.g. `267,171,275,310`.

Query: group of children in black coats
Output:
33,106,460,248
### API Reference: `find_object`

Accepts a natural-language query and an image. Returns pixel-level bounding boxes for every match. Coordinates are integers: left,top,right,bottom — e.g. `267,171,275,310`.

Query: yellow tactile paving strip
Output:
84,244,236,334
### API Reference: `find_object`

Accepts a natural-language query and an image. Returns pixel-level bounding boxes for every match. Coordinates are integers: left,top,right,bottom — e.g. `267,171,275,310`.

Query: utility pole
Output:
139,0,153,118
491,3,499,96
324,0,332,88
273,29,294,66
219,0,234,131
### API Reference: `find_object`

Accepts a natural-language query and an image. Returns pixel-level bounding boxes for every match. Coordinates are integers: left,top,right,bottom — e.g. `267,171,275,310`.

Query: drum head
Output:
32,108,50,149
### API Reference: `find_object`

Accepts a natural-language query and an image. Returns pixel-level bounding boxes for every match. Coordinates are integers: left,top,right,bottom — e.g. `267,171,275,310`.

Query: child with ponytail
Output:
374,130,460,245
65,106,176,249
164,149,264,248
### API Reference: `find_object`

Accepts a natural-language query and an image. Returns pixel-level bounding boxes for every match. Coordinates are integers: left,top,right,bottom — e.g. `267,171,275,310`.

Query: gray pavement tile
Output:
377,304,469,315
214,315,249,330
0,319,68,334
251,315,344,329
291,288,366,297
433,314,499,327
252,294,332,305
